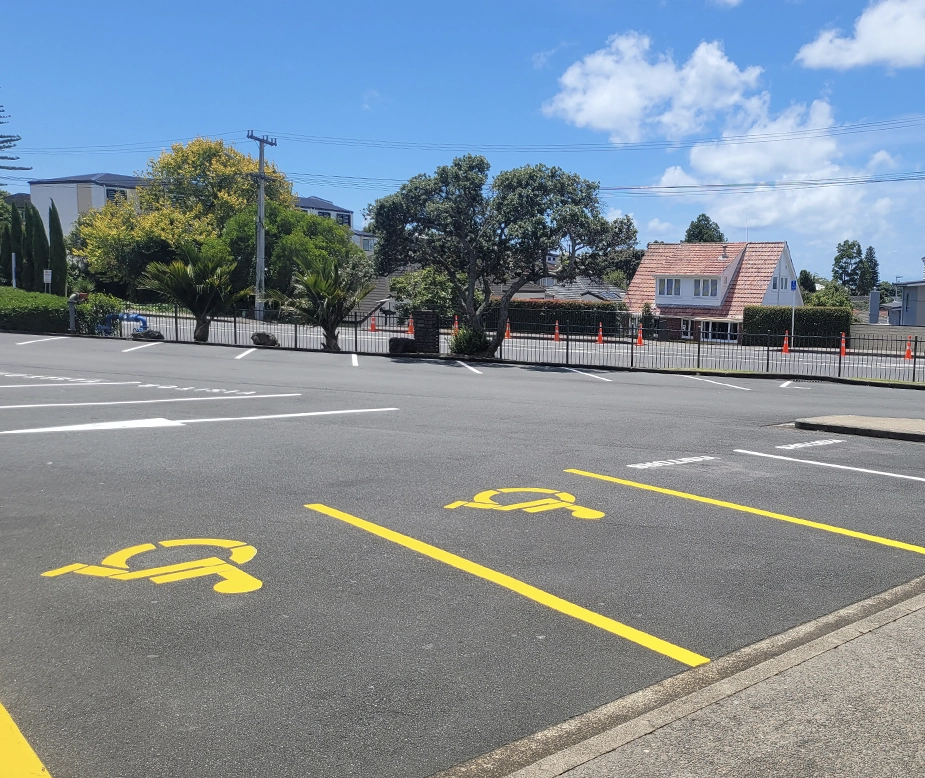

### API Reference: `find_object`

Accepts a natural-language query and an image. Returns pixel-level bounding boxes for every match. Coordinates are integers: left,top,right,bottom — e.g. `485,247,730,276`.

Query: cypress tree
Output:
21,203,34,291
32,205,50,292
0,224,11,284
9,201,23,288
48,201,67,295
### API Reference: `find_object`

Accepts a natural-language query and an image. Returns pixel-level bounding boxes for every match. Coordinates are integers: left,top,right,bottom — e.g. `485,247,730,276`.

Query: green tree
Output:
603,269,628,289
268,231,374,351
0,189,10,226
855,245,879,295
20,204,35,291
140,244,251,342
371,155,637,355
389,267,462,321
805,282,852,308
48,200,67,295
831,239,862,290
798,269,816,295
0,223,10,284
683,214,725,243
8,195,22,287
32,205,50,291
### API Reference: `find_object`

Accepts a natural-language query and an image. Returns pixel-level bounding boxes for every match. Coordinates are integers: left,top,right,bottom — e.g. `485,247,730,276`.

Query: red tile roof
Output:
625,242,787,320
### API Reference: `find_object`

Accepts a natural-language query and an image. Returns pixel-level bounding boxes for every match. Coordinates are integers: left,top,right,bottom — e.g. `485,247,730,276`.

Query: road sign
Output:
791,280,797,291
43,270,52,284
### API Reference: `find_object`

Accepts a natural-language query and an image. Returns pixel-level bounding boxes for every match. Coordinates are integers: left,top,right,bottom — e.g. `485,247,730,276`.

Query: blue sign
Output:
791,280,797,291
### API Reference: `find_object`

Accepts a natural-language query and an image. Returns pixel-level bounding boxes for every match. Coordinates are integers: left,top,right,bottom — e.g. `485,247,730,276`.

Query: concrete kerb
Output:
796,416,925,442
427,573,925,778
4,330,925,392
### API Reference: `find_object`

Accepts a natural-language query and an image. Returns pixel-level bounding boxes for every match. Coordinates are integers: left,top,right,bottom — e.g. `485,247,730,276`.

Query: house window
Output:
106,188,127,202
694,279,701,297
674,278,681,295
658,278,666,295
317,211,331,218
772,277,778,290
781,276,789,291
362,239,373,251
702,321,740,342
661,278,681,296
336,213,351,226
681,318,693,339
710,279,718,297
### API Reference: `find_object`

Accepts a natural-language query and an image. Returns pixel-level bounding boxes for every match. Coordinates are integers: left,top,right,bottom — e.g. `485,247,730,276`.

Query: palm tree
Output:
269,250,373,351
140,244,250,342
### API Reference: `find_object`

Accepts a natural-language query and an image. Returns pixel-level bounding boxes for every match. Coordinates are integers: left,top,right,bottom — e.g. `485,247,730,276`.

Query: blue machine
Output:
97,313,148,336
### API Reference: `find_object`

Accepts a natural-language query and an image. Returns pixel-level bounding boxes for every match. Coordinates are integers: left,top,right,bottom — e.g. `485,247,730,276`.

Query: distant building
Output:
28,173,141,235
3,192,31,218
896,280,925,326
296,195,353,227
547,277,625,303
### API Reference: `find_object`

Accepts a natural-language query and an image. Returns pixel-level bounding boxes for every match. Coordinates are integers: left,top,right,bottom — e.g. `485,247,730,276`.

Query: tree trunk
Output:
323,326,341,352
194,317,211,342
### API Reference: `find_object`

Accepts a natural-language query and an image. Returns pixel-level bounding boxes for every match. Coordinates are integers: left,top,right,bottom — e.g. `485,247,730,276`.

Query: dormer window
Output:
658,278,681,296
693,278,718,297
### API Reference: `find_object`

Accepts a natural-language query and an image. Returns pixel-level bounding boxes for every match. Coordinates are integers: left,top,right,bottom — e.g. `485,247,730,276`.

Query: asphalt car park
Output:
2,331,924,777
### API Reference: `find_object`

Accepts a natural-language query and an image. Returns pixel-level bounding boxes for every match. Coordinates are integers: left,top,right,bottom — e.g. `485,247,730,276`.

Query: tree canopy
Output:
683,214,725,243
831,239,862,289
370,155,637,354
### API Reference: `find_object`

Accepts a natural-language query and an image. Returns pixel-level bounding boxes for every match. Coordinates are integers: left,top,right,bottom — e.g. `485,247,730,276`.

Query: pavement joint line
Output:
304,503,709,668
0,698,51,777
565,469,925,556
564,368,612,382
430,573,925,778
0,393,301,411
734,449,925,483
121,342,163,352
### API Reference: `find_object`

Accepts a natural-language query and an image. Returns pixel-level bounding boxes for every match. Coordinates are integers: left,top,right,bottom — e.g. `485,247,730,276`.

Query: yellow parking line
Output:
566,469,925,556
1,700,51,777
305,503,709,667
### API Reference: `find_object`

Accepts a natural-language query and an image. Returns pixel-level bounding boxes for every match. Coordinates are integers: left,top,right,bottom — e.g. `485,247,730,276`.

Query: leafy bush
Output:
804,283,853,308
482,297,632,334
0,287,70,332
76,293,124,335
742,305,852,347
450,326,489,355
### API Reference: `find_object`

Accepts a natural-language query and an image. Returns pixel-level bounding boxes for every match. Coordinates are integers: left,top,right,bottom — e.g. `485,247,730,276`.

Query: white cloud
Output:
796,0,925,70
532,43,569,70
543,33,761,142
712,0,743,6
646,218,675,236
867,149,898,169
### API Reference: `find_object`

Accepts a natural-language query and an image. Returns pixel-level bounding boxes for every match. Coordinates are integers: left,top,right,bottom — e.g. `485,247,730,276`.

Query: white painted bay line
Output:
352,354,359,367
0,382,141,389
0,393,300,410
122,342,162,352
681,375,751,391
457,360,483,375
780,380,792,388
235,348,256,360
565,367,612,382
182,407,399,424
15,337,65,345
734,449,925,483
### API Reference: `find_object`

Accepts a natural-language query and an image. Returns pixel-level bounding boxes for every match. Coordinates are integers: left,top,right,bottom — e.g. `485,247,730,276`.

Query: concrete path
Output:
796,414,925,441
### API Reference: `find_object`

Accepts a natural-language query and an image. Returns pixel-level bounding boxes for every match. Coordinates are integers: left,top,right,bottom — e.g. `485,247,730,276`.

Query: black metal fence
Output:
115,306,925,384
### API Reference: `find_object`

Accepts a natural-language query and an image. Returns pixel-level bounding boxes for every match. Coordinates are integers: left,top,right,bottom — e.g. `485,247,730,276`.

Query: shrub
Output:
482,298,632,334
450,326,489,355
75,293,124,335
0,287,70,332
742,305,852,347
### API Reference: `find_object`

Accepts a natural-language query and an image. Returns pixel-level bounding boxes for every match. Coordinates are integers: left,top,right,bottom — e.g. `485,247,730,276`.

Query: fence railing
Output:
116,306,925,384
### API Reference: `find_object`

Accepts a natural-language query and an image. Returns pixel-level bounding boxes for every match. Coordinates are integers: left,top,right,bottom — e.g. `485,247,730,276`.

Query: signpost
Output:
43,269,52,294
791,279,797,337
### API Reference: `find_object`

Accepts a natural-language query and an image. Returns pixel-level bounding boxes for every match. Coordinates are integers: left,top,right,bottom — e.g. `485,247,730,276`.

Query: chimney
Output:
722,244,728,259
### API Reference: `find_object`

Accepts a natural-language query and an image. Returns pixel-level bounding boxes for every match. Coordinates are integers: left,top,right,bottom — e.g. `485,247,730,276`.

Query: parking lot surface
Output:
1,332,924,777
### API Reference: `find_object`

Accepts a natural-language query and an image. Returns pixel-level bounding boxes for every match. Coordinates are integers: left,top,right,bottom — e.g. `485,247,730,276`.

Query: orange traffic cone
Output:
782,329,790,354
840,332,846,357
554,320,560,342
505,319,512,339
597,322,604,344
408,317,415,336
905,335,913,360
636,325,643,346
453,315,459,335
370,313,377,332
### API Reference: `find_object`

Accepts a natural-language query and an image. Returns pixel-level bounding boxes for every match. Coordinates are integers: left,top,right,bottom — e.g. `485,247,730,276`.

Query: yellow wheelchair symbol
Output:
42,538,263,594
445,488,605,520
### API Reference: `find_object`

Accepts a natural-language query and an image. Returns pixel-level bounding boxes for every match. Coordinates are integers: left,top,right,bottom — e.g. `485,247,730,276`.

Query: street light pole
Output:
247,131,277,321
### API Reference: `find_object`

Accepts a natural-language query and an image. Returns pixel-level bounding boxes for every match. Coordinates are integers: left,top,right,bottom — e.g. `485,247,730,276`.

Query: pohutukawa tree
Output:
370,155,637,355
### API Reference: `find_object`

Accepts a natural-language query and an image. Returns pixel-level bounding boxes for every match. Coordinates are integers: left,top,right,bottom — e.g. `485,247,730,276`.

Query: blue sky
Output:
3,0,925,281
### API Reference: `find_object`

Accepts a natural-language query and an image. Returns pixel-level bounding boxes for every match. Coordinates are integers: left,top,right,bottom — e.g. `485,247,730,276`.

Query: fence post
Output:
354,313,358,353
696,330,701,369
914,336,919,383
174,304,179,342
765,331,771,373
565,321,570,365
838,340,843,377
233,310,238,345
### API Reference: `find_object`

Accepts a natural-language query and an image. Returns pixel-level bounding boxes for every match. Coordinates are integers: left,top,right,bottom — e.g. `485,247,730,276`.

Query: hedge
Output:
742,305,852,347
0,287,124,335
481,297,633,334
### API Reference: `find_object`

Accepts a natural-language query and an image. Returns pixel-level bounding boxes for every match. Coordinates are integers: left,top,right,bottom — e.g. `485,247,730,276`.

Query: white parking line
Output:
352,354,359,367
564,367,612,382
235,348,256,360
15,337,65,345
457,360,483,375
0,393,301,410
628,456,716,469
122,342,163,353
780,380,792,388
681,375,751,391
734,449,925,483
0,382,141,389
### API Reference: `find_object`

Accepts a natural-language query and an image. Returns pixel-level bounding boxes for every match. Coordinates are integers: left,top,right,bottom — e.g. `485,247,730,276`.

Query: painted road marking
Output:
15,336,65,345
445,488,605,520
122,342,162,352
628,456,716,469
352,354,359,367
0,381,141,389
0,408,399,435
43,538,262,594
305,503,708,667
565,368,612,382
780,380,792,388
0,699,51,777
235,348,256,360
680,375,751,391
566,468,925,556
0,393,300,410
457,360,483,374
776,439,844,450
0,372,104,383
734,449,925,483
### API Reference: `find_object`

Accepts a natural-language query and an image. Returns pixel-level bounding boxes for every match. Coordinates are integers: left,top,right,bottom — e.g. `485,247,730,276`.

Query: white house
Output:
29,173,141,235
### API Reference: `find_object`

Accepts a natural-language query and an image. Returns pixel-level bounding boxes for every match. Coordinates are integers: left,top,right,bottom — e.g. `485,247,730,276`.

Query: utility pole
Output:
247,130,277,320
